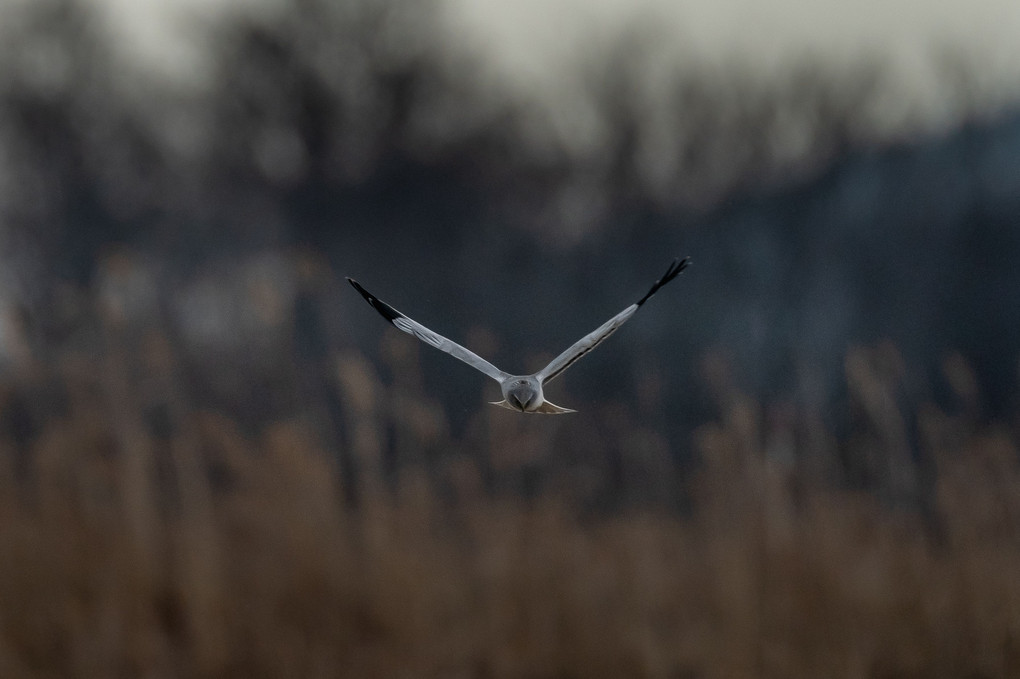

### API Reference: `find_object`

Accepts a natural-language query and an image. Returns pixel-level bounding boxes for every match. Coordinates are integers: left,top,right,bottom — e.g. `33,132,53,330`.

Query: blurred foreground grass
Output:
0,336,1018,679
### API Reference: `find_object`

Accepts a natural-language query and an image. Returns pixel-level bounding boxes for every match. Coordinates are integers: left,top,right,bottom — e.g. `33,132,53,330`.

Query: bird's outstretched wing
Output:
536,257,689,384
347,278,511,383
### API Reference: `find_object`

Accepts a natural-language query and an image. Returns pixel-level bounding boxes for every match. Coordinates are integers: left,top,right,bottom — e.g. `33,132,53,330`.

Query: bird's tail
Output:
489,399,576,414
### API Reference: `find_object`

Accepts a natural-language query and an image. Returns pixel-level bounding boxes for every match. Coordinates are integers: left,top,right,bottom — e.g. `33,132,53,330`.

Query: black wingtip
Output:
347,277,371,302
636,256,690,306
347,277,403,324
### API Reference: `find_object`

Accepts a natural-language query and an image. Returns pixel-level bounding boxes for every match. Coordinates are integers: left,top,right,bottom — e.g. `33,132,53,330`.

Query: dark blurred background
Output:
1,0,1019,491
5,4,1020,674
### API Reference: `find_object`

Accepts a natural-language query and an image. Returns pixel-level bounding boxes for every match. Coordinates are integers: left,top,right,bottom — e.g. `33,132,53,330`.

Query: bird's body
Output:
348,257,689,413
492,375,575,414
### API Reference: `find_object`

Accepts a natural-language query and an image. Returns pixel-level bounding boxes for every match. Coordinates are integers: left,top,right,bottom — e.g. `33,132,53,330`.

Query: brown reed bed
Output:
0,338,1018,678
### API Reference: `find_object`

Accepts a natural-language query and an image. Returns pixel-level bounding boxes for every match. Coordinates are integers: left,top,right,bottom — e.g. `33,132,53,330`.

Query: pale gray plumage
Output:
347,257,689,414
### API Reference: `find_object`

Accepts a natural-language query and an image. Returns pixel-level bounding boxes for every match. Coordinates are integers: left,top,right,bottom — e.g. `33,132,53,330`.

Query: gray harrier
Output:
347,257,689,414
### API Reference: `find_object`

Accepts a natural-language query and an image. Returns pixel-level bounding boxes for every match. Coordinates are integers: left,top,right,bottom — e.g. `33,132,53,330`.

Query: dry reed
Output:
0,334,1017,679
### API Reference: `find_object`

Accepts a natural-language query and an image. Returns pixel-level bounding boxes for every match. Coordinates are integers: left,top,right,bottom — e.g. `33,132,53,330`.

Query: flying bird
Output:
347,257,689,414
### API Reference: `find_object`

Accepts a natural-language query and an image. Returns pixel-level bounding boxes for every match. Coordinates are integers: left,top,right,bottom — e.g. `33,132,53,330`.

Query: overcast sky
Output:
443,0,1020,71
88,0,1019,87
